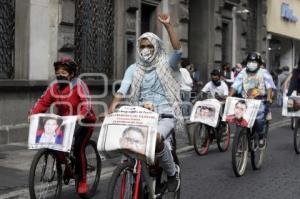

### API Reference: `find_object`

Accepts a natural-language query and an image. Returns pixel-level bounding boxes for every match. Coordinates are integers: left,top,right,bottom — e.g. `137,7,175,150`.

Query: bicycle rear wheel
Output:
193,124,210,156
294,118,300,154
79,140,102,199
107,161,145,199
232,127,248,177
217,122,230,152
29,149,62,199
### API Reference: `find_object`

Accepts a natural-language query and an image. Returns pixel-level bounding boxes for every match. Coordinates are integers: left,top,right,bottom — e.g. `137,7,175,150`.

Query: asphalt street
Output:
0,107,298,199
57,121,299,199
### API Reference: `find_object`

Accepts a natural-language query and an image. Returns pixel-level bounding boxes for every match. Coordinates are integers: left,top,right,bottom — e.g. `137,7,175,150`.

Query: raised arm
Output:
158,14,181,50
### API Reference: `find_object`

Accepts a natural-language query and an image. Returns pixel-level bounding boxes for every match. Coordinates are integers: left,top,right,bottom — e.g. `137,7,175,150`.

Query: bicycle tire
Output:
232,127,248,177
291,117,296,130
193,124,210,156
79,140,102,199
294,118,300,154
29,149,62,199
217,122,230,152
107,161,145,199
250,133,265,170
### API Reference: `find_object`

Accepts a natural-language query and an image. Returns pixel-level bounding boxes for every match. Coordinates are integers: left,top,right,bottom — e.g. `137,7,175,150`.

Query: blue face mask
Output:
247,62,258,72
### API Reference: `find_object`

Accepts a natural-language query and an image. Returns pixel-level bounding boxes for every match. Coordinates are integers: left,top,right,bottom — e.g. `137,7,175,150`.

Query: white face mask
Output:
247,62,258,72
140,48,153,62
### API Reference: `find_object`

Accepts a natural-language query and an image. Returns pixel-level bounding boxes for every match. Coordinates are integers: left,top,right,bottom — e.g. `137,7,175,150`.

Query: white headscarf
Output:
129,32,184,134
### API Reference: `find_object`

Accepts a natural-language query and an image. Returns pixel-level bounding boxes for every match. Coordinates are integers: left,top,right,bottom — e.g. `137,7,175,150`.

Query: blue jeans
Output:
253,101,269,139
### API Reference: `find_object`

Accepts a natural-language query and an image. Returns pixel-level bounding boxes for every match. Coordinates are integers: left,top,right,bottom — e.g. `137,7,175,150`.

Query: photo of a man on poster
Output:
35,117,64,145
119,126,147,155
225,99,249,127
287,98,300,113
195,106,215,121
190,99,221,127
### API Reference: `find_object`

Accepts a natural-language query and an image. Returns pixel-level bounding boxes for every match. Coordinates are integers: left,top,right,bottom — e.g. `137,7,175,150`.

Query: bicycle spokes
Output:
31,152,61,199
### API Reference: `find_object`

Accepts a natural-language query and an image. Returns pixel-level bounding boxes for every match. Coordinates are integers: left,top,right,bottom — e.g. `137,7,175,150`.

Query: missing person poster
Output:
282,95,300,117
28,114,77,152
97,106,159,164
190,99,221,127
222,97,261,128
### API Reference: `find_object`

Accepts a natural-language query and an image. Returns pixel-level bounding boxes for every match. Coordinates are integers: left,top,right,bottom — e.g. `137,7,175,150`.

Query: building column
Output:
189,0,215,83
15,0,30,79
27,0,58,80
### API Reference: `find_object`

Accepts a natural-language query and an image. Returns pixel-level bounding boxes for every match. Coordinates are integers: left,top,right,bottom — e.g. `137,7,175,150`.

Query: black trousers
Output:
73,126,93,182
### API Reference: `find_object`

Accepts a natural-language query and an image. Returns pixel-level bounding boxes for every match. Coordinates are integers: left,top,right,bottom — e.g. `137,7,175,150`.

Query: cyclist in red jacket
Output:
29,57,96,194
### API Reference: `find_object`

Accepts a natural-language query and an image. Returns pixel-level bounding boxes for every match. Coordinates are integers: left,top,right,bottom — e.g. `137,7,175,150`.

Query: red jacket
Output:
30,78,96,124
225,115,248,127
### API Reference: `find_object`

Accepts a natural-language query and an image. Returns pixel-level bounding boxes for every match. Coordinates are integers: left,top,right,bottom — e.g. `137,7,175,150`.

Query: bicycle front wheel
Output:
250,133,265,170
294,118,300,154
79,140,102,199
193,124,210,156
107,161,145,199
291,117,296,130
232,127,248,177
29,149,62,199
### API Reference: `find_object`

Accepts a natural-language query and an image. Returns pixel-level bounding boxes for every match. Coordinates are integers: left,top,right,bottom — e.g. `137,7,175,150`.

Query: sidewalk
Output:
0,106,287,198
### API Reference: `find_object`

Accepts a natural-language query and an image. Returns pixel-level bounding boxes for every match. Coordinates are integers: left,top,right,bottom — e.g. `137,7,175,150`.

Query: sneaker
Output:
167,165,181,192
259,138,266,149
77,181,87,194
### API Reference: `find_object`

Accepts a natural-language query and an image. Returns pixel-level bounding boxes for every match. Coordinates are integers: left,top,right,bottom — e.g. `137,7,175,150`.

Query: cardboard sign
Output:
222,97,261,128
28,114,77,152
282,95,300,117
97,106,159,164
190,99,221,127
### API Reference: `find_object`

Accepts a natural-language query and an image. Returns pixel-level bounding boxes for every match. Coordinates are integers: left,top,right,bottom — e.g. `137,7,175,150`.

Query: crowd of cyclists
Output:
27,13,300,198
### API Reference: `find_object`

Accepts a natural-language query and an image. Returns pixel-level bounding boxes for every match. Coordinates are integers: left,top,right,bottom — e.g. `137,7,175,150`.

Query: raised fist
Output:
158,14,170,25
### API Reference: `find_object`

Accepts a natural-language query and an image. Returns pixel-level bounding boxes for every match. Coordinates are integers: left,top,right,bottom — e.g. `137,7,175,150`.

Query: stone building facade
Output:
0,0,189,144
0,0,275,144
189,0,268,82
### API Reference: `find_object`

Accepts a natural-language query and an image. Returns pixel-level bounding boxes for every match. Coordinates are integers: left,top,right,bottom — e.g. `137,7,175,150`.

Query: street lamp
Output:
232,7,250,68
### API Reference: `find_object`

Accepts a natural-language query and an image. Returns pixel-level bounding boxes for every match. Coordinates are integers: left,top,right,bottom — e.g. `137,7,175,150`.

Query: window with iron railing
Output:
74,0,114,79
0,0,15,79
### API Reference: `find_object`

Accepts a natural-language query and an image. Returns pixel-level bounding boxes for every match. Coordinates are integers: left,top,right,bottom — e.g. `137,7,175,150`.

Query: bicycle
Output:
193,119,230,156
107,130,180,199
231,100,269,177
192,97,230,156
293,117,300,154
28,125,102,199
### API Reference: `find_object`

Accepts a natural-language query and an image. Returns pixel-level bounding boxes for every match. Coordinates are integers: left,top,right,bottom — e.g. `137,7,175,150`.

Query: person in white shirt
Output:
180,61,193,117
193,69,228,103
222,63,234,87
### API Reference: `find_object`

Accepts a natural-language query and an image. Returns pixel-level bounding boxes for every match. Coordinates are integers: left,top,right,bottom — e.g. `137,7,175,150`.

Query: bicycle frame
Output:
119,158,168,199
133,160,142,199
